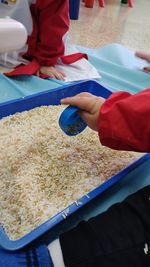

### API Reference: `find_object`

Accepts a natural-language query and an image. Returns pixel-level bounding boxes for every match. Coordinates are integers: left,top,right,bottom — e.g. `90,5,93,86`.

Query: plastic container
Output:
69,0,80,20
99,0,105,7
121,0,128,3
85,0,94,8
0,80,148,250
0,18,27,53
121,0,133,7
59,106,87,136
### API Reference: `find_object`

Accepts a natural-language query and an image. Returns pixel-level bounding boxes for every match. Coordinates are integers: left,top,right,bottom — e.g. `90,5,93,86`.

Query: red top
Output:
99,88,150,152
6,0,87,77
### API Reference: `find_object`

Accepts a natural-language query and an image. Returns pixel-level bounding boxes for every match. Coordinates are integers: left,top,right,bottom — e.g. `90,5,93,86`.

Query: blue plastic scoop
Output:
59,106,87,136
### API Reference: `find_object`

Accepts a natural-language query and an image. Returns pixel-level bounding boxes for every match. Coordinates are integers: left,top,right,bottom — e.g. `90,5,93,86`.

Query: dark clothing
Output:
60,185,150,267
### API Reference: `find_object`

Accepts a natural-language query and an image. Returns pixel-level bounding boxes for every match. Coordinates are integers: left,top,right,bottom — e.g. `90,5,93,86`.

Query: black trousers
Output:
60,186,150,267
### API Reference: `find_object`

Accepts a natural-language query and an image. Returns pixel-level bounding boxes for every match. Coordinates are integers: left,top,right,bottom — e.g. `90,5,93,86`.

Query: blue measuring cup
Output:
59,106,87,136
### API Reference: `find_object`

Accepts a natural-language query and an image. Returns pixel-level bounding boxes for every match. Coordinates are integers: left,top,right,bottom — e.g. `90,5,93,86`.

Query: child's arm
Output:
61,88,150,152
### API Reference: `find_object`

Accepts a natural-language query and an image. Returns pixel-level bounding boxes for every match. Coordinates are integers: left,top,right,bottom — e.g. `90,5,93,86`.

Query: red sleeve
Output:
98,88,150,152
31,0,69,66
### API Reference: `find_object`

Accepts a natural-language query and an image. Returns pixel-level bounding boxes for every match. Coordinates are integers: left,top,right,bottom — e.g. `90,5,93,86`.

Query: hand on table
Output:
39,66,66,80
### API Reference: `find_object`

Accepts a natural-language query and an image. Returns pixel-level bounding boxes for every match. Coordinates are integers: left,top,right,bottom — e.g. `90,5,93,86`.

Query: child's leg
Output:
60,186,150,267
0,245,53,267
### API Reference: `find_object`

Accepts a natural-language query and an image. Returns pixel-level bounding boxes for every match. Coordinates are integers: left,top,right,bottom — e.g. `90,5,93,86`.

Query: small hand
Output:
39,66,66,80
135,52,150,72
61,92,105,131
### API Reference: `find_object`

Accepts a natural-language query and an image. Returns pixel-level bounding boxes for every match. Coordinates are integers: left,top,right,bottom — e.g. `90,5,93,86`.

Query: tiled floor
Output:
69,0,150,52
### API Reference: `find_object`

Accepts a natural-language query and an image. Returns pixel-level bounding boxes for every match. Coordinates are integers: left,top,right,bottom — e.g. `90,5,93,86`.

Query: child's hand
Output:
135,52,150,72
61,92,105,131
39,66,66,80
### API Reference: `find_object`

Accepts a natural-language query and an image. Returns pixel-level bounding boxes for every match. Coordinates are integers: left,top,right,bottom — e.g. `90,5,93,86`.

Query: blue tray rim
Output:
0,80,99,108
0,80,112,119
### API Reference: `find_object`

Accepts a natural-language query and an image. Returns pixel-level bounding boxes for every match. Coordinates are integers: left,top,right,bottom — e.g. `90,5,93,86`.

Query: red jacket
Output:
99,88,150,152
6,0,87,77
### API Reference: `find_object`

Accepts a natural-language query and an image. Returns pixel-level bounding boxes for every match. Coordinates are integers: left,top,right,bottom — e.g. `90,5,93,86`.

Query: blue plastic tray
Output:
0,80,149,250
69,0,80,20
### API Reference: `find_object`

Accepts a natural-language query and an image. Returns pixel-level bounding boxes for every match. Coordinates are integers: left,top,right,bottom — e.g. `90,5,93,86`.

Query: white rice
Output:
0,105,140,240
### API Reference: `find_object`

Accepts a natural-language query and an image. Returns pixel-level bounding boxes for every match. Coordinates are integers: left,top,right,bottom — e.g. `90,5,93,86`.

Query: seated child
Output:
0,0,100,81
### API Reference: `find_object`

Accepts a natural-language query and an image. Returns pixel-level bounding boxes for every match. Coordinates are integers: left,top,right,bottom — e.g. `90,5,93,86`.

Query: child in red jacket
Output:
0,0,100,81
